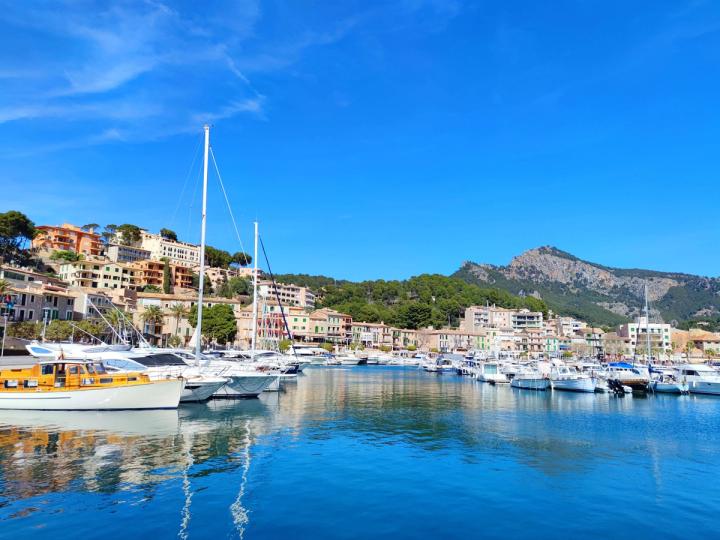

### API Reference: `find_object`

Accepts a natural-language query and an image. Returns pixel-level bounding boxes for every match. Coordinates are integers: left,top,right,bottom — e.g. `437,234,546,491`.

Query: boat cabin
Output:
0,360,151,392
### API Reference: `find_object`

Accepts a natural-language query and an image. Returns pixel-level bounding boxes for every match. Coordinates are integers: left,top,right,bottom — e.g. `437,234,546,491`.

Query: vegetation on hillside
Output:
277,273,548,330
454,263,628,327
50,250,82,262
274,274,349,289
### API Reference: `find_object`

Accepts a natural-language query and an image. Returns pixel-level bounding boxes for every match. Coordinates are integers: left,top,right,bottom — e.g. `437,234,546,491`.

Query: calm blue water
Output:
1,366,719,539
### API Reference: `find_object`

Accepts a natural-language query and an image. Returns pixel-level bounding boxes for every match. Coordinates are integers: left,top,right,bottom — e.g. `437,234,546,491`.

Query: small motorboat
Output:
510,366,550,391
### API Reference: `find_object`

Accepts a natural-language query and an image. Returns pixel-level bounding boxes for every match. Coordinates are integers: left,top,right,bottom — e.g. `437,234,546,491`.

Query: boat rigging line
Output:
259,235,299,361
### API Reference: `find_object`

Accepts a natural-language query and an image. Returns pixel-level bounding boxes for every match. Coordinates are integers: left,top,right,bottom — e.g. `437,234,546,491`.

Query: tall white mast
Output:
644,282,651,363
195,124,210,363
250,221,259,353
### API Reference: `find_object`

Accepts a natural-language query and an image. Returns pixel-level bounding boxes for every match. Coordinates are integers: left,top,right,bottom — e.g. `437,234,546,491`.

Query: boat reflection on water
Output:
0,401,274,539
1,367,720,539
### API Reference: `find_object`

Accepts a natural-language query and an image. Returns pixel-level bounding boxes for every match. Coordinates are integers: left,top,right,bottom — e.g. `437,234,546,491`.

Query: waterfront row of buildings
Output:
1,258,703,360
0,222,710,359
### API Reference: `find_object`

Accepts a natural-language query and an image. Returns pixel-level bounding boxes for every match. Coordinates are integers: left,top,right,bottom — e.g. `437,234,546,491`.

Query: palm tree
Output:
168,302,189,337
140,305,165,338
0,279,11,298
106,309,133,344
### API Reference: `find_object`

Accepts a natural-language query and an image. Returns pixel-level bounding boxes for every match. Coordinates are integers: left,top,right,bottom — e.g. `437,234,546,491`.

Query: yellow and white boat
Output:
0,359,184,410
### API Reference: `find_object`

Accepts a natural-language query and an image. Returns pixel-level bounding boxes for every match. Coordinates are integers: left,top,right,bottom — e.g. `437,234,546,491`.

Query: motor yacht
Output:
550,362,597,393
510,366,550,391
27,342,228,403
648,367,689,394
0,358,183,410
604,362,650,393
678,364,720,395
475,361,509,384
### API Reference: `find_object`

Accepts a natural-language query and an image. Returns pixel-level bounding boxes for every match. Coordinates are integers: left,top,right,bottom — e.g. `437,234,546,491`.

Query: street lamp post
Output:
1,313,8,357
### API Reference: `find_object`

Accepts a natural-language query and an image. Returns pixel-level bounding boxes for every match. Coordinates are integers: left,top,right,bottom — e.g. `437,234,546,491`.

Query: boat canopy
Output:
609,362,635,369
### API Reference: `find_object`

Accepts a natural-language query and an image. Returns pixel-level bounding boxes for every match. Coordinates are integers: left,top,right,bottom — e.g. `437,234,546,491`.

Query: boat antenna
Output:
195,124,210,365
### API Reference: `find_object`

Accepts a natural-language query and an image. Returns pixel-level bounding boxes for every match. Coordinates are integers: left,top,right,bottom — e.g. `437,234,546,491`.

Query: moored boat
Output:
0,359,184,410
476,361,509,384
550,362,597,393
679,364,720,395
510,366,550,391
605,362,650,393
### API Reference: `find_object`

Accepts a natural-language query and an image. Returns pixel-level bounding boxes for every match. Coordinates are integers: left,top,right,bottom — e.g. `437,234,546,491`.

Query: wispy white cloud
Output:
0,0,267,147
0,0,467,153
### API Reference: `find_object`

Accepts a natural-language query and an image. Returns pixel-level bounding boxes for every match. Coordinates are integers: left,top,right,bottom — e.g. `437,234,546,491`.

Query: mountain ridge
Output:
454,246,720,327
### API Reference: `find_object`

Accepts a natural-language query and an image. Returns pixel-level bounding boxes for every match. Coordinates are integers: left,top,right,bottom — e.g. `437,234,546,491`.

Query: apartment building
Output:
351,322,393,349
257,280,316,309
202,266,255,291
139,230,200,267
417,328,491,353
70,288,115,320
0,266,77,323
32,223,103,256
392,328,419,350
106,244,151,263
617,316,672,356
511,309,544,330
554,316,587,337
516,328,546,354
1,282,76,324
59,259,137,290
304,308,352,344
130,260,164,289
462,305,544,332
462,305,513,330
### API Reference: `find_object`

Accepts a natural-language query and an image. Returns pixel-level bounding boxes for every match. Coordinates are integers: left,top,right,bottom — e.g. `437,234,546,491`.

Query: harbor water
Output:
1,366,719,539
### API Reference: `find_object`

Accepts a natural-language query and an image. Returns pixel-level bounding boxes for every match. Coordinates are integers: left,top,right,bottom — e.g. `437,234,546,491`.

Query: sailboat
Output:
192,125,277,398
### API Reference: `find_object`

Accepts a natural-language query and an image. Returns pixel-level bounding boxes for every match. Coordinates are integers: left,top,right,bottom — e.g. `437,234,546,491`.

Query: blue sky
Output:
2,1,720,280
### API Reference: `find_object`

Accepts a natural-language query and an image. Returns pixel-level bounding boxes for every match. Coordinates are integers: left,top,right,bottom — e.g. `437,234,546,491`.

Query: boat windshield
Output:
133,354,188,367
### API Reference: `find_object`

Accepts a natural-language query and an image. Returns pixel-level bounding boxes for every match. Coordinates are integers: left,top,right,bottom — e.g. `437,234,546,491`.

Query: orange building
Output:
131,260,164,289
32,223,103,256
132,260,194,290
172,265,194,290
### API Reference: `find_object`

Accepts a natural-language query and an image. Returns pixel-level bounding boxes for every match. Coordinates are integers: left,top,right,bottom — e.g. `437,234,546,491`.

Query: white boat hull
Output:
551,378,597,393
0,379,184,410
212,374,278,398
650,381,689,394
511,378,550,391
265,377,281,392
689,381,720,395
181,378,228,402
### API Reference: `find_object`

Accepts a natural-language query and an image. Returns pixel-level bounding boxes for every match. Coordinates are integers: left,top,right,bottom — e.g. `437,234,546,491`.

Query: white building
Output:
462,305,543,331
617,316,672,357
511,309,543,330
258,280,316,309
139,231,200,268
554,316,587,337
107,244,151,263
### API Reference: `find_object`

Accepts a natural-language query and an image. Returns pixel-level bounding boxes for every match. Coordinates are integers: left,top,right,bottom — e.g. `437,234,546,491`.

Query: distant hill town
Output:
1,211,719,361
